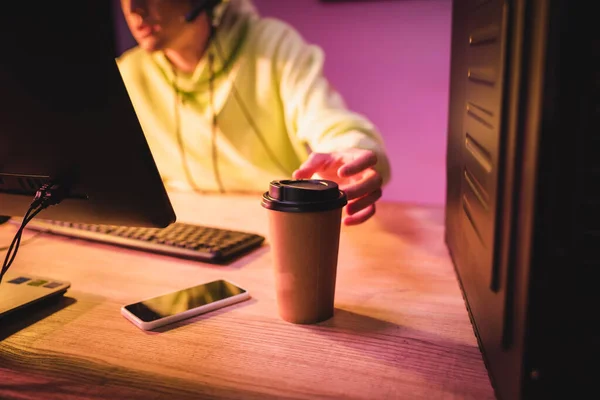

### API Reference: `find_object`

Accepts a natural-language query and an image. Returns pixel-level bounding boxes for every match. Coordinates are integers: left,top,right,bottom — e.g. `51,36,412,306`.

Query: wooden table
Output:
0,192,495,399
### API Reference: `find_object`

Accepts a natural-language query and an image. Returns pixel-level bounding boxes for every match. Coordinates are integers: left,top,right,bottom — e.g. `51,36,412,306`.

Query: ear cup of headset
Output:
185,0,224,23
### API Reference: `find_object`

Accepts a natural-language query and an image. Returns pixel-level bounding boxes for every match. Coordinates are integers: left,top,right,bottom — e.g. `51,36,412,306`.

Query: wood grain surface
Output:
0,192,495,399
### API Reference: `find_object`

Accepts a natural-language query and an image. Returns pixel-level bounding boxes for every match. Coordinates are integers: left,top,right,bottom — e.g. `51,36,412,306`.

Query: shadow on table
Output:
222,243,271,270
0,296,77,342
369,202,449,259
301,307,493,399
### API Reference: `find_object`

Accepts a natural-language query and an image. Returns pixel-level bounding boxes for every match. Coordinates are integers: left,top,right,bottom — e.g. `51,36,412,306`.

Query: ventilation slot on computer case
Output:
456,0,507,289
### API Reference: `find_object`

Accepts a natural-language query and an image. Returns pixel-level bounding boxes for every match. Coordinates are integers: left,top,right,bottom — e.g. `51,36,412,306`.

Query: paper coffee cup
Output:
261,179,347,324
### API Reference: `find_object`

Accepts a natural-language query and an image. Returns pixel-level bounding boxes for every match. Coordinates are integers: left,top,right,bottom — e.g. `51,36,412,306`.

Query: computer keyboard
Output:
18,219,265,264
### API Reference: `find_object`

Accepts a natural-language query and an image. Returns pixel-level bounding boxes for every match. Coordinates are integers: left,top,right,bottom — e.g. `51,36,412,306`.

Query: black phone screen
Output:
124,280,246,322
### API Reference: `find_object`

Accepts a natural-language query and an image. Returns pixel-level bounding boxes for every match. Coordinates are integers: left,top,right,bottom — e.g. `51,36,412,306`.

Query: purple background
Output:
113,0,453,205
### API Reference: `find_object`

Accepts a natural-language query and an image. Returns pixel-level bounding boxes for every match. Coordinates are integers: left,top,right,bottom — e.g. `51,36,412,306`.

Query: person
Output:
117,0,391,226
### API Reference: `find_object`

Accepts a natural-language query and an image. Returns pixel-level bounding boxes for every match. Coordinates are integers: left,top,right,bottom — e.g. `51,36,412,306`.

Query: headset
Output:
184,0,224,23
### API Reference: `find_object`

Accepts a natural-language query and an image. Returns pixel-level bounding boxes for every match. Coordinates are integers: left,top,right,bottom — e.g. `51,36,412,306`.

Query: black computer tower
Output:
444,1,598,399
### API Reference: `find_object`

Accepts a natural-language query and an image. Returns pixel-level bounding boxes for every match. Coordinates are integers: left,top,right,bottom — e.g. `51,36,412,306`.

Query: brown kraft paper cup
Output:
261,179,347,324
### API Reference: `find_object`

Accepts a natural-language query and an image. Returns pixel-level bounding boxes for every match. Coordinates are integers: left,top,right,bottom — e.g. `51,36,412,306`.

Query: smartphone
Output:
121,279,250,331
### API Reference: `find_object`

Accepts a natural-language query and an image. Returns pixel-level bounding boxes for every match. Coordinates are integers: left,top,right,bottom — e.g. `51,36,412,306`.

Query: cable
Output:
0,183,67,284
0,231,44,252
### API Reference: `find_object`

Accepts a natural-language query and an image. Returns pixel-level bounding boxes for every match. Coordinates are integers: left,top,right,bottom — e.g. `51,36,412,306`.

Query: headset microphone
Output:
184,0,223,23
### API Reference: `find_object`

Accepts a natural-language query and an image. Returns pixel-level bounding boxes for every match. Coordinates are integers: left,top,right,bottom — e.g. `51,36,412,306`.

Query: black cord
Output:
1,205,42,272
0,183,67,284
0,231,44,252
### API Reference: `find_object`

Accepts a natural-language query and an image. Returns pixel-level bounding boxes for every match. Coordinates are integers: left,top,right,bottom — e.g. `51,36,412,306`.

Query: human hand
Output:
292,149,383,226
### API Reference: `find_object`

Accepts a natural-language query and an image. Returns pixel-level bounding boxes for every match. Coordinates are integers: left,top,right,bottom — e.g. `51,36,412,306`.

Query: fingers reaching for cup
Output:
291,149,384,226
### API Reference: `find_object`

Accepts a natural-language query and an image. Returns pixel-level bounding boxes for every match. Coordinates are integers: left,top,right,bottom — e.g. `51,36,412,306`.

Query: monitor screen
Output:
0,2,176,228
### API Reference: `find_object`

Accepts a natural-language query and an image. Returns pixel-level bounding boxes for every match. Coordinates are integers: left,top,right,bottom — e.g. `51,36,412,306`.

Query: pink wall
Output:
251,0,452,205
114,0,453,205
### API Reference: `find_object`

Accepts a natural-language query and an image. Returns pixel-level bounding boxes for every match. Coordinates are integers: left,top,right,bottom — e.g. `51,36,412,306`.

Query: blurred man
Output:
117,0,391,225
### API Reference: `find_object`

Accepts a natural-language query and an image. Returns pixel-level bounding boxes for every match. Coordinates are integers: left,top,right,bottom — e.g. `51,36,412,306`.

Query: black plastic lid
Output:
261,179,347,213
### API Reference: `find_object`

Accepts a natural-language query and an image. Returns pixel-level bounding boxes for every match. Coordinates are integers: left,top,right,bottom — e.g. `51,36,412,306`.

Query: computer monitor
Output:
0,2,176,228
